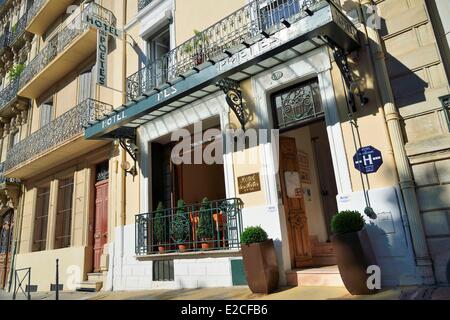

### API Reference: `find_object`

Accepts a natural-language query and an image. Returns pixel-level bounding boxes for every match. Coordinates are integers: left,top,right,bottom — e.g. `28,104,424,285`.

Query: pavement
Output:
1,285,449,300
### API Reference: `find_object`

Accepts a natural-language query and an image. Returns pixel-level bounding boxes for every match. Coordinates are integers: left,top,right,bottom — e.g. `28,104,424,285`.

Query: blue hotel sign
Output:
353,146,383,174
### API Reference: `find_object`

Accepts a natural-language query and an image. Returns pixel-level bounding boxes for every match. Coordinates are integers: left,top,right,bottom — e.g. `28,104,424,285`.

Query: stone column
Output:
361,0,435,284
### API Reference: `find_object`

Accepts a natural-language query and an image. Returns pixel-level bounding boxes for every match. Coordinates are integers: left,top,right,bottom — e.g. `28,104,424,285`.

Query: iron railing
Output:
26,0,47,25
136,198,244,255
0,32,7,50
440,94,450,132
126,0,342,102
6,13,27,47
4,98,113,171
0,162,21,184
19,2,116,90
138,0,153,11
0,78,20,111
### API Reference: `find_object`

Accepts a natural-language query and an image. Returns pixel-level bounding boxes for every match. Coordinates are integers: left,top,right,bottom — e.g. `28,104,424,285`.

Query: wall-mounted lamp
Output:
121,160,137,177
119,137,138,178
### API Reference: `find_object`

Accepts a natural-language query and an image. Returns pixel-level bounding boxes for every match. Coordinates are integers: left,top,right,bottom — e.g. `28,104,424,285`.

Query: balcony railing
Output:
6,13,27,47
19,2,116,90
138,0,153,11
127,0,341,101
135,198,244,255
4,98,113,172
0,162,21,184
0,78,20,111
26,0,47,25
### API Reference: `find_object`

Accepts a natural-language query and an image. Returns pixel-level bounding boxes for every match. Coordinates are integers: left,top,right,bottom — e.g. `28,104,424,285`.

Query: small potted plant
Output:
197,197,214,250
331,210,378,295
170,199,190,252
182,29,208,66
154,202,166,254
240,226,279,294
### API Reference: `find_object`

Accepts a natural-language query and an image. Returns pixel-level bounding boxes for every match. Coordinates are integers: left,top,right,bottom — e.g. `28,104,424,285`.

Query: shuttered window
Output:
78,68,93,103
54,178,74,249
40,99,53,128
33,186,50,252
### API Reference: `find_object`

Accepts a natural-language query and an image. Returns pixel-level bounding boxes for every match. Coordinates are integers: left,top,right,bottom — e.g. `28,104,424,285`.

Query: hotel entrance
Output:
273,79,339,270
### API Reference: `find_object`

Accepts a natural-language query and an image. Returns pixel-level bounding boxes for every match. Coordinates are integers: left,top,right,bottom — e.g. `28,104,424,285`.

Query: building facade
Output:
0,0,449,293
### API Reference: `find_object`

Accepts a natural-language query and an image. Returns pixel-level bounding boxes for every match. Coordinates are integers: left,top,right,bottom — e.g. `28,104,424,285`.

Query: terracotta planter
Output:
178,244,187,253
241,239,279,294
331,228,378,295
158,246,165,254
201,240,214,250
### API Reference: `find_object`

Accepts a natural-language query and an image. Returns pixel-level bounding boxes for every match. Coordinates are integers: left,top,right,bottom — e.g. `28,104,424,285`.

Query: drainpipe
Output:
7,184,26,292
359,0,435,284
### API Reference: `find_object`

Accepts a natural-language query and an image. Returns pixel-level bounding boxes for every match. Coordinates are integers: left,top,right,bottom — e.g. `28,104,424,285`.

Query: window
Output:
78,67,94,103
54,178,74,249
272,79,324,130
153,260,174,281
40,97,54,128
33,186,51,252
9,130,20,150
146,27,170,86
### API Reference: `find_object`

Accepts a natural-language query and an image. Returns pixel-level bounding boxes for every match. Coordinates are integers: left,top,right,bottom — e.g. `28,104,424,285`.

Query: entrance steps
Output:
310,236,337,266
76,273,104,292
286,265,344,287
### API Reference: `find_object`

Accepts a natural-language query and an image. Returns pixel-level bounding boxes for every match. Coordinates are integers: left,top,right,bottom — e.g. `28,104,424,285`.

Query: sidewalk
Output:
1,285,449,300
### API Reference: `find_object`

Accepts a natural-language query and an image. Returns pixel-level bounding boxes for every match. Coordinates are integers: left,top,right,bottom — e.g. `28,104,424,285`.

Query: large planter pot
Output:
331,228,378,295
241,239,279,294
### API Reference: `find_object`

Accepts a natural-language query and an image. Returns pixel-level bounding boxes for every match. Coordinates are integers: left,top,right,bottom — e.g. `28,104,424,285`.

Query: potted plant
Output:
331,210,378,295
154,202,166,254
170,199,190,252
9,63,24,80
240,226,279,294
182,29,208,66
197,197,214,250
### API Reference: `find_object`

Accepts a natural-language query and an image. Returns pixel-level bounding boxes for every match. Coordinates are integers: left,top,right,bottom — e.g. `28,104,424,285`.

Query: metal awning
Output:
85,0,359,140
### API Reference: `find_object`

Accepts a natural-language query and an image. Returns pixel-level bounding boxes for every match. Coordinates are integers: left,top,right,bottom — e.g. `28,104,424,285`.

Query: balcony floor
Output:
19,28,97,99
4,134,108,180
26,0,76,36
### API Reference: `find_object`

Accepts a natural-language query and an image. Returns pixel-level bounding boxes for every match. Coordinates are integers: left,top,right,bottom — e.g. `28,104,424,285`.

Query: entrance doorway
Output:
0,209,14,289
272,79,339,269
93,162,109,272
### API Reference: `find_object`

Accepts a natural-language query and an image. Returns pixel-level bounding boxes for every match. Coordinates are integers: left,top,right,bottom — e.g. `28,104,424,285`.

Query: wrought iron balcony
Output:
26,0,78,35
138,0,153,11
0,162,20,185
0,78,20,112
4,98,113,172
6,13,27,47
135,198,244,255
127,0,342,102
440,94,450,132
19,2,116,93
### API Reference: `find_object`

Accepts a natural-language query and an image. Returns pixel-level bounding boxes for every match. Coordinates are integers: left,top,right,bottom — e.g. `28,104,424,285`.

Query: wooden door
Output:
279,137,313,268
311,122,339,239
0,210,14,289
94,180,108,272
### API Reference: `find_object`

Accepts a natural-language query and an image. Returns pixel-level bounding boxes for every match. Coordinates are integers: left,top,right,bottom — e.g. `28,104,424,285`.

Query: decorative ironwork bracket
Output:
113,128,138,177
217,79,249,130
324,37,368,113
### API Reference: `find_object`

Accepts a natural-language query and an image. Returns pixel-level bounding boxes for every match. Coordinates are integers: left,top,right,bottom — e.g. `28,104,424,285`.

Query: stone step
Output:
87,273,104,282
76,281,103,292
286,265,345,287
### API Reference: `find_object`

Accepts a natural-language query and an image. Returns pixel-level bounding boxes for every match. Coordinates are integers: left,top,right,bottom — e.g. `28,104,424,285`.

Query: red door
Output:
0,210,14,289
94,180,108,272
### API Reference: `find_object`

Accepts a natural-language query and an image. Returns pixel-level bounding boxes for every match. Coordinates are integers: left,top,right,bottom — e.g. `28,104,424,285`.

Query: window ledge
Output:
135,249,242,261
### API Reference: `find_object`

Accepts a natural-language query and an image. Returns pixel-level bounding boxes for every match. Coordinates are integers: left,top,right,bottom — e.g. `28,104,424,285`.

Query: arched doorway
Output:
0,209,14,289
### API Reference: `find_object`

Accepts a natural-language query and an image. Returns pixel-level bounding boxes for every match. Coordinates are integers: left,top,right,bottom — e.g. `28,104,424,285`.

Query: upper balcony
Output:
26,0,76,36
18,2,116,99
6,13,29,49
0,78,29,118
3,98,113,179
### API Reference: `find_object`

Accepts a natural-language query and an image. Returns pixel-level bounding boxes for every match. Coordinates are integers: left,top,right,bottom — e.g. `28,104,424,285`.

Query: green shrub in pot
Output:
331,210,365,235
241,226,268,245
